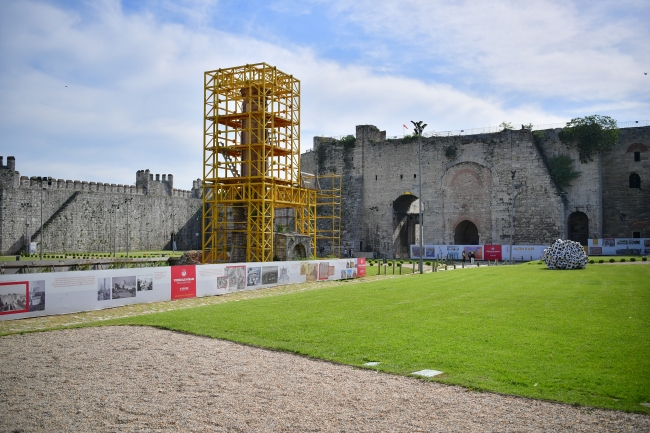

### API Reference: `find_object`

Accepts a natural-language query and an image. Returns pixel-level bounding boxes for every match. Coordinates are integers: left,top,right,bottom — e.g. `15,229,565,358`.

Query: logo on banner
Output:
171,266,196,300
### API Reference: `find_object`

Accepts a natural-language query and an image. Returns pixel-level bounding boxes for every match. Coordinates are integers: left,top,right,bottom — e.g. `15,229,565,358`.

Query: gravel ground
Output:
1,326,648,432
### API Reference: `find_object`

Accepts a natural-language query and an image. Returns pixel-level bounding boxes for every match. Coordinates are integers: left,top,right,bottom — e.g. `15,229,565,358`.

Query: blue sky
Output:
1,0,648,189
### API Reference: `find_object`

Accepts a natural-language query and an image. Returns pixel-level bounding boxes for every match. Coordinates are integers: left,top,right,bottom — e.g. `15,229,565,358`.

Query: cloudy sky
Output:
1,0,648,189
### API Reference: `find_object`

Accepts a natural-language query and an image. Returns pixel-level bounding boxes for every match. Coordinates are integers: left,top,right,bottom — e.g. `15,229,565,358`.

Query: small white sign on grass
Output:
412,369,443,377
363,362,381,366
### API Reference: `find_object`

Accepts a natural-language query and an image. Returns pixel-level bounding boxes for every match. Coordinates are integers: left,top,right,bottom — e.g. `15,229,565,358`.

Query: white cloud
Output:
321,0,650,101
0,0,636,189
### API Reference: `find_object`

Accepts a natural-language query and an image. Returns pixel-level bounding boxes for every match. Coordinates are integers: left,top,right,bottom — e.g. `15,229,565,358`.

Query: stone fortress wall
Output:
301,125,650,259
0,157,203,255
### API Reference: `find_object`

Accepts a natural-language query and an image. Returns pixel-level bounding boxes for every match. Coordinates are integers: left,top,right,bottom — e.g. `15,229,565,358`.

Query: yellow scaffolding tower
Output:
315,174,342,257
203,63,319,263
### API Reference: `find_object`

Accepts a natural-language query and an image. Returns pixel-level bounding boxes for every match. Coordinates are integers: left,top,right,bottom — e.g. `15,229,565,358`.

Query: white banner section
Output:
0,258,365,321
588,238,649,256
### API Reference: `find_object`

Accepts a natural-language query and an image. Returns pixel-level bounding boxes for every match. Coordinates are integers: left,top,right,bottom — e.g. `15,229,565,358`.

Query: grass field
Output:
90,263,650,413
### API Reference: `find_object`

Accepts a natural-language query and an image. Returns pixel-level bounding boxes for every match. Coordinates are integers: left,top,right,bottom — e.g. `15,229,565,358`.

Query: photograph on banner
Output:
262,266,278,284
318,262,329,280
590,247,602,255
112,276,136,299
300,262,318,282
463,246,483,260
278,265,290,284
0,281,29,315
28,280,45,312
247,267,261,287
226,266,246,292
97,277,111,301
137,274,153,291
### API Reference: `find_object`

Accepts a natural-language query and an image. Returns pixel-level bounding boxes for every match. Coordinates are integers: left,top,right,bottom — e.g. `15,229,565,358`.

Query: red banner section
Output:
171,266,196,300
483,245,502,260
356,258,366,277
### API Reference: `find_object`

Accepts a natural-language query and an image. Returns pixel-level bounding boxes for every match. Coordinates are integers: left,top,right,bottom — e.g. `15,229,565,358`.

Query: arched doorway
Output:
568,212,589,245
454,220,479,245
393,194,420,258
292,244,306,260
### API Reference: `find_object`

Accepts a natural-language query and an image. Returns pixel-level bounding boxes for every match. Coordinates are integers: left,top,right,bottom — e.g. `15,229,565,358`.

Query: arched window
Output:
629,173,641,189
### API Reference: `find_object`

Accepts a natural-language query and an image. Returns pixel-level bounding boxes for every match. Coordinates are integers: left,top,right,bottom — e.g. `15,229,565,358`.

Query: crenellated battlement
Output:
0,157,200,197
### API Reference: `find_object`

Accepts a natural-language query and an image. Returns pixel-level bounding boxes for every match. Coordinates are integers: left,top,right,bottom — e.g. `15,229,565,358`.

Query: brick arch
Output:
441,162,493,245
627,143,648,152
450,168,483,188
442,155,499,187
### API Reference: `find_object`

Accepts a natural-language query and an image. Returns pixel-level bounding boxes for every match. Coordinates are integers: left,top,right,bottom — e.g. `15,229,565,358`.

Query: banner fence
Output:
0,258,366,321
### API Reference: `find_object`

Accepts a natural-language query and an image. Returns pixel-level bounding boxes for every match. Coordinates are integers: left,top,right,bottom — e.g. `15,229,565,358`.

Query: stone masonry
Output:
301,125,650,259
0,157,203,255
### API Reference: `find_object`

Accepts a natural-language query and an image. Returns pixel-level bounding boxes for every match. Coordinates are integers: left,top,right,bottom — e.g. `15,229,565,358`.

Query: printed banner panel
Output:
1,259,362,321
171,265,196,300
0,267,172,321
588,238,649,256
411,245,549,261
483,245,502,260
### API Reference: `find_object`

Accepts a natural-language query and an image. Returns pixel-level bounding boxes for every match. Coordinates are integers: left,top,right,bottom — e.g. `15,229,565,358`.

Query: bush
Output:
425,261,432,266
609,258,615,263
599,259,604,263
369,261,374,266
548,155,581,189
558,115,619,163
589,259,594,264
643,257,647,261
630,257,636,262
620,258,626,262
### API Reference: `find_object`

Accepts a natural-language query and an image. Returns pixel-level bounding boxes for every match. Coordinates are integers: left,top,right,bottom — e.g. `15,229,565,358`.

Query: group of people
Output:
462,250,476,264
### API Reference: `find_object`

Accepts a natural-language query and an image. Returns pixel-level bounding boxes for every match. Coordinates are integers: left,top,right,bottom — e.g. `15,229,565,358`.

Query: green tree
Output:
547,155,581,189
558,115,619,163
499,121,514,131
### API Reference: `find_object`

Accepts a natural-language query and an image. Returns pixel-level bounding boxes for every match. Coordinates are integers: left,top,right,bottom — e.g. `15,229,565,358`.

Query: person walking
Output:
469,251,475,264
462,251,466,265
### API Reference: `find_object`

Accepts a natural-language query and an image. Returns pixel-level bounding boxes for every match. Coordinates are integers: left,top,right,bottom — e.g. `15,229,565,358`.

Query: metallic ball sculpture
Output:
542,239,588,269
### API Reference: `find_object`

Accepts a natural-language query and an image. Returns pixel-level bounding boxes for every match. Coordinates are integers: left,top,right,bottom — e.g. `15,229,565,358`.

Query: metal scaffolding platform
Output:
202,63,338,263
313,174,342,257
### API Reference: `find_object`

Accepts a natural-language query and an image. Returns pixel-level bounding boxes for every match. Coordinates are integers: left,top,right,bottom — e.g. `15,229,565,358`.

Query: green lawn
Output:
102,264,650,413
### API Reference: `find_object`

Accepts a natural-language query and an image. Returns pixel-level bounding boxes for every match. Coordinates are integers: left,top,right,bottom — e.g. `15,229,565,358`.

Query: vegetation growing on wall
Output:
338,135,356,148
499,121,514,131
316,144,327,174
339,135,356,171
547,155,581,189
401,133,419,143
444,145,457,160
558,115,619,163
532,131,547,154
